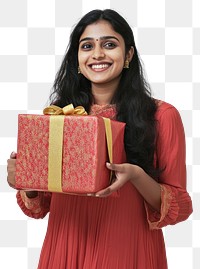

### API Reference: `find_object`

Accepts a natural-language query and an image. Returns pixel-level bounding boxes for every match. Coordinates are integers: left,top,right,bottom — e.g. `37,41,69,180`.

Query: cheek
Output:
77,53,81,65
78,54,88,68
115,56,125,70
78,51,84,64
111,50,125,64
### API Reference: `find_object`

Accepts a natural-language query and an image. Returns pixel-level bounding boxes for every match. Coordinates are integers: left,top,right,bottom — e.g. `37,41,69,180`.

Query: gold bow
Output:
43,104,87,116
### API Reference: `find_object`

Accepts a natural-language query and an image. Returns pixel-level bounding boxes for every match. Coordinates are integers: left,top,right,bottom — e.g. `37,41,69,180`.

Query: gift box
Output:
15,106,126,194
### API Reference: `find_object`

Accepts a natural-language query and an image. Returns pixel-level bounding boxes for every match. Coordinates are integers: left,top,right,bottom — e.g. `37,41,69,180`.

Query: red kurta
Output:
17,101,193,269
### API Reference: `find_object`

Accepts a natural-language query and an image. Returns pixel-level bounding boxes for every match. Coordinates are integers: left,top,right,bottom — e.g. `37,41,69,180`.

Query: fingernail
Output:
11,151,16,157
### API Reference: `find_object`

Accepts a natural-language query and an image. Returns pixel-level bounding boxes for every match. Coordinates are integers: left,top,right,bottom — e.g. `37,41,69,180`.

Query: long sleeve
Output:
145,102,193,229
17,190,52,219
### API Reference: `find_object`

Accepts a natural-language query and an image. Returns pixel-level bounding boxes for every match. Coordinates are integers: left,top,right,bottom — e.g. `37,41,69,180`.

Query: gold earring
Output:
124,60,129,69
78,66,81,74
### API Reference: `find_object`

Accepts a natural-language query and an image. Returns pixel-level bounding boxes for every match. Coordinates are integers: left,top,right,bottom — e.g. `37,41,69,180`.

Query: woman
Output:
7,9,192,269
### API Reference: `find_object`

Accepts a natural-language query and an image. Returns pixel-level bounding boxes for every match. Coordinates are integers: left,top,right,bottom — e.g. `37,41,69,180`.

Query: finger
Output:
7,181,16,189
87,193,95,197
95,187,112,197
106,162,125,173
10,151,17,159
7,172,16,188
95,179,121,197
7,158,16,188
7,159,16,172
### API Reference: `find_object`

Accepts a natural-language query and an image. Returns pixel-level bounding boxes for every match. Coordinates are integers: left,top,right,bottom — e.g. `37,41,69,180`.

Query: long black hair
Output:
50,9,158,177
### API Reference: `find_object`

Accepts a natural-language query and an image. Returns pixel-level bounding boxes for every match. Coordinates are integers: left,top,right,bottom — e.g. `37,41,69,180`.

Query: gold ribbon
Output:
44,104,87,192
48,115,64,192
103,118,113,163
43,104,87,116
103,117,113,183
43,104,112,192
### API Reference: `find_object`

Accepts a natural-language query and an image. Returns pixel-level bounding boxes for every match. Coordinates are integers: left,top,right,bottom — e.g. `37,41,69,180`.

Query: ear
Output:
126,46,134,62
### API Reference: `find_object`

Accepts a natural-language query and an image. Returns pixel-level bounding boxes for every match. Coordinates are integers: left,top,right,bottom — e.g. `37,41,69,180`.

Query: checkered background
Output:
0,0,199,268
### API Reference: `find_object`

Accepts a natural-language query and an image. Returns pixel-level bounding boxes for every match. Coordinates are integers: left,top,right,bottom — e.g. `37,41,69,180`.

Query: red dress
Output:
17,101,193,269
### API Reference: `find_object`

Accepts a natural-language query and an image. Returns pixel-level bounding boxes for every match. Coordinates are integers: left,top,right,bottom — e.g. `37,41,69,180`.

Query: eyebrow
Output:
79,36,120,44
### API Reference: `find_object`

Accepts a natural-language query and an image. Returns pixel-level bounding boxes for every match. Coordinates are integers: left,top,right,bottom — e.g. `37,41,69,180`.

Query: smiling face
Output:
78,20,133,93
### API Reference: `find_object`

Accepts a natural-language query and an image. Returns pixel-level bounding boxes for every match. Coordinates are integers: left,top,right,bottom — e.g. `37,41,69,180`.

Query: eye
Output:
103,42,117,49
80,43,93,50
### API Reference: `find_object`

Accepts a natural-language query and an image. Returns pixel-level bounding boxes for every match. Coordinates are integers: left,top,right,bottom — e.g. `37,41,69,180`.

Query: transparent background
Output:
0,0,199,268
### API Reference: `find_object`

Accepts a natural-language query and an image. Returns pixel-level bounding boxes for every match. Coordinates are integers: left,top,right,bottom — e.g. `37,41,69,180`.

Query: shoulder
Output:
154,99,184,135
155,99,181,122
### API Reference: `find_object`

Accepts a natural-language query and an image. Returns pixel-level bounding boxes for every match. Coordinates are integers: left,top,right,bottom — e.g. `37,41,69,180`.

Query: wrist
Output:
25,191,38,198
130,165,144,183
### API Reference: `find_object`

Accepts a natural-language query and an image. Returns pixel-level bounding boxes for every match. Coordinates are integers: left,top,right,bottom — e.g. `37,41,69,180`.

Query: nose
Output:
92,46,105,60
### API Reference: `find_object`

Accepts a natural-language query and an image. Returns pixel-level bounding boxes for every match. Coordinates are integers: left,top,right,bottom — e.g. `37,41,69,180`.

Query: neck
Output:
91,81,118,105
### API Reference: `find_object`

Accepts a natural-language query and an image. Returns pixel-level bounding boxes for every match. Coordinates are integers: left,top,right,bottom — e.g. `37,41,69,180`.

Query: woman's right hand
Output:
7,151,17,189
7,152,38,198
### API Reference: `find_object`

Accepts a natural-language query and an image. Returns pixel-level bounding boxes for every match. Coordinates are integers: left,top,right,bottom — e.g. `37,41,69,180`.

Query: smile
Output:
90,63,111,71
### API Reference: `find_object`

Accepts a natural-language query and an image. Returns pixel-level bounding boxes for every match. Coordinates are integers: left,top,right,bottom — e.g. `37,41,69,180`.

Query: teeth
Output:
91,64,109,69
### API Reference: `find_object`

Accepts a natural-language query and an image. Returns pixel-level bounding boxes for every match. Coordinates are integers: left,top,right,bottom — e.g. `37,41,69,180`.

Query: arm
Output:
96,104,192,229
144,105,193,229
103,162,162,212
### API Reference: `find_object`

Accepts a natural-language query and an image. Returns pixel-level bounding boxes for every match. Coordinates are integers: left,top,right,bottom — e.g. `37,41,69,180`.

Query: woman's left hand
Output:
94,162,142,197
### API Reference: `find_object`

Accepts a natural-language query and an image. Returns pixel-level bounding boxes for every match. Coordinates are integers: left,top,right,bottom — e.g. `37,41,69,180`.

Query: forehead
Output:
79,20,123,41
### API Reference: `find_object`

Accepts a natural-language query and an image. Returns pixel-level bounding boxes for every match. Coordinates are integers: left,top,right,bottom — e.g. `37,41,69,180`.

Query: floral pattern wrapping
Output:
15,113,125,194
